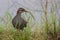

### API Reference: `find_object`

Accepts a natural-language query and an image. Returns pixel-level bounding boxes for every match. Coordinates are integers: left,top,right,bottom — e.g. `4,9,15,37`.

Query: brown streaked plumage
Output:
12,8,27,30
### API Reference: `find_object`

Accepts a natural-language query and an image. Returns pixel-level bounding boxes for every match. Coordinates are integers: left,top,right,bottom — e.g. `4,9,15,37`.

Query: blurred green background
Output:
0,0,60,40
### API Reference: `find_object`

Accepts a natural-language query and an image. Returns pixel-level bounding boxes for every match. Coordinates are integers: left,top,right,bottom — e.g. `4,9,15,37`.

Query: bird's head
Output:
17,8,27,14
16,8,35,20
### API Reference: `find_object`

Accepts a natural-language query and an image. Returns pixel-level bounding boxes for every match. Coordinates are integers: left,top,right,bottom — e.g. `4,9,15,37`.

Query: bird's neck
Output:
17,12,21,15
16,13,21,17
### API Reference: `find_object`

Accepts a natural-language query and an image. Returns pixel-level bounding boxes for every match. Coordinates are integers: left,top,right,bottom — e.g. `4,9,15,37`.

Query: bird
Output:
12,8,28,30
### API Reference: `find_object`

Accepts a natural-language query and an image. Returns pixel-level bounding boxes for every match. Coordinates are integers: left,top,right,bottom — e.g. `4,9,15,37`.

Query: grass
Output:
0,5,60,40
0,12,46,40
